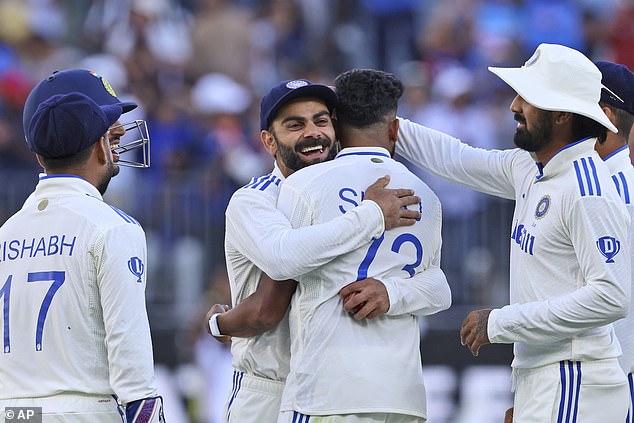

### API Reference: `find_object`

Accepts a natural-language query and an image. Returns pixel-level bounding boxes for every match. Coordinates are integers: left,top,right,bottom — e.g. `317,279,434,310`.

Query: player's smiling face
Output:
263,98,336,177
107,121,123,176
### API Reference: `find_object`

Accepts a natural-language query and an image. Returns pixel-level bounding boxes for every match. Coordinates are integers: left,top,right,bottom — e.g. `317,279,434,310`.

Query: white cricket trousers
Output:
0,393,123,422
512,358,628,423
222,370,284,423
277,411,425,423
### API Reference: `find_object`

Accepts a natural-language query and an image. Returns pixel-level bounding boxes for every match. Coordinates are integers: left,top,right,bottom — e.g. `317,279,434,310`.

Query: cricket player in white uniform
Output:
208,80,445,423
594,60,634,422
0,72,162,422
276,69,451,423
395,44,631,422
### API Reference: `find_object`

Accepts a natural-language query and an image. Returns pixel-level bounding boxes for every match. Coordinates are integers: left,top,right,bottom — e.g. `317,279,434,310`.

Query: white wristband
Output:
209,313,223,337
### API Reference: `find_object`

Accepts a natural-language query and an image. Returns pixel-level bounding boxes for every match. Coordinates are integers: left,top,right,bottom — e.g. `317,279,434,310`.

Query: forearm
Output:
397,117,519,199
215,276,297,338
230,197,383,280
382,266,452,317
489,282,629,344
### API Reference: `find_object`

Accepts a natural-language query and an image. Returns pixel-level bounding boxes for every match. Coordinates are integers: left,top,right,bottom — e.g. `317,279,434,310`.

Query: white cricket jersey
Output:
604,146,634,375
397,118,631,369
0,175,156,404
224,162,387,381
276,147,449,417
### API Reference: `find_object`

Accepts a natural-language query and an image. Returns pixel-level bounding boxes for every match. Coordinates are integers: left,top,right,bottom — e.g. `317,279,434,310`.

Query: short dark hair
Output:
599,102,634,144
38,136,100,171
570,113,607,144
334,69,403,128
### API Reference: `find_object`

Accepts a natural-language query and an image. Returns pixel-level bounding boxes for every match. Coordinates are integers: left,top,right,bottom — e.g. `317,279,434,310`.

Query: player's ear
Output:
94,135,108,165
388,117,399,144
553,111,572,126
35,154,46,171
261,129,278,157
601,105,615,123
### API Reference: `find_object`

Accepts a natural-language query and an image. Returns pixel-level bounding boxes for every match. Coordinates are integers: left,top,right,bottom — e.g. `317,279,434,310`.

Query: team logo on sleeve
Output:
127,257,145,283
596,236,621,263
535,195,550,219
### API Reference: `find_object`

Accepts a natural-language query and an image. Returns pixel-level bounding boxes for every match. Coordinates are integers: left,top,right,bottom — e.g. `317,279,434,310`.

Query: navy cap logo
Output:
286,80,309,89
88,71,118,98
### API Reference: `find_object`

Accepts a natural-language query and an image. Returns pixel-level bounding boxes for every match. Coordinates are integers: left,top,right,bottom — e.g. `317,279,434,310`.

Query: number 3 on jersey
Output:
356,233,423,280
0,271,66,353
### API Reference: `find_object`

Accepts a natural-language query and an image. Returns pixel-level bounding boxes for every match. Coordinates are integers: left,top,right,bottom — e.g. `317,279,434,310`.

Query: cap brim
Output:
269,85,337,124
489,66,618,133
119,100,137,113
101,103,124,127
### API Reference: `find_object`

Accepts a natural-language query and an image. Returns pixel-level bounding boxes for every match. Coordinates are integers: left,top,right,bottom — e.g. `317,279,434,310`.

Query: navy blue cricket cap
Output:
595,61,634,115
23,69,136,143
27,92,123,159
260,79,337,130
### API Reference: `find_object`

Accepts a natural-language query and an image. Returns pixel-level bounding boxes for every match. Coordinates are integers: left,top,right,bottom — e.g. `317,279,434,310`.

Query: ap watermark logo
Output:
3,407,42,423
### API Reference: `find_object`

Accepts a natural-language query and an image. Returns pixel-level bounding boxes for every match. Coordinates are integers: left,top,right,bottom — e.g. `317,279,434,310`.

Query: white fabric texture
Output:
0,175,156,404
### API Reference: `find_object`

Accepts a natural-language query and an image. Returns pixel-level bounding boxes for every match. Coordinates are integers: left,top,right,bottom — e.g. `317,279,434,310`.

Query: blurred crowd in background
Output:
0,0,632,421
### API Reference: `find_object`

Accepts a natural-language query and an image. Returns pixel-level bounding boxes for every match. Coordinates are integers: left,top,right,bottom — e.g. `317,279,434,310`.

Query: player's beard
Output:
96,138,119,195
513,111,553,152
274,134,337,172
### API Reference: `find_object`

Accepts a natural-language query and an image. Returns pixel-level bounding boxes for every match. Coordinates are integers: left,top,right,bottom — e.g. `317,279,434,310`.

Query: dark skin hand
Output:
339,278,390,320
460,309,492,357
504,407,514,423
364,175,421,230
205,304,232,344
205,275,297,343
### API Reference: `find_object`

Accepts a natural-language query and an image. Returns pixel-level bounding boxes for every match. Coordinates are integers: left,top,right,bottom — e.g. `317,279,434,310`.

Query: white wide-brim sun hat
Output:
489,43,617,133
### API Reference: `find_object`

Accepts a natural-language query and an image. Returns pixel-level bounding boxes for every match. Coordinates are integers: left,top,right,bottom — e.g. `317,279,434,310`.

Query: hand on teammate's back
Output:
364,175,421,230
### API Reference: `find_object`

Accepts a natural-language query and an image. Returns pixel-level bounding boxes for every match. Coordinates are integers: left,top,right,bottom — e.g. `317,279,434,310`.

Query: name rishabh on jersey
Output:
0,175,156,404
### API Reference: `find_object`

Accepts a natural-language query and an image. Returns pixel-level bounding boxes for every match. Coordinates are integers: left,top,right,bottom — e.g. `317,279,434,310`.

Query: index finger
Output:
339,281,363,298
391,188,416,198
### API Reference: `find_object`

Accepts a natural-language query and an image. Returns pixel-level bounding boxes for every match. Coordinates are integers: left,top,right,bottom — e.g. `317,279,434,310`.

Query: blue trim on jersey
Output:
588,158,602,196
558,137,591,154
625,373,634,423
226,370,244,421
557,361,582,423
573,158,602,197
108,205,140,225
604,145,629,161
337,151,390,159
243,174,281,191
292,411,310,423
39,174,86,181
612,172,631,204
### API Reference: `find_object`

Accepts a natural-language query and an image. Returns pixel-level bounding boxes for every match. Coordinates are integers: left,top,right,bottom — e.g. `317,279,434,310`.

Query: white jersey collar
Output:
272,161,286,181
602,145,632,174
535,137,597,181
37,173,104,200
335,146,391,159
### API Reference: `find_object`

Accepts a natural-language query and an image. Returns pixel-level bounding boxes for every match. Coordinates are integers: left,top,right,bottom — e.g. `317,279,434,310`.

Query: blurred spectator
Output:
519,0,586,54
608,0,634,70
187,0,253,85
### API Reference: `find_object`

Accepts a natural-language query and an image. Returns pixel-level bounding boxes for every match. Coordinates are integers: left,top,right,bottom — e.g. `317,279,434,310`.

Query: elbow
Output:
603,293,630,321
248,302,285,332
440,286,452,312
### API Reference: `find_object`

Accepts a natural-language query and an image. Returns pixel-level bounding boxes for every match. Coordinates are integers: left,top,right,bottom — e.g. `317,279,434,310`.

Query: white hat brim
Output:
489,66,617,133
